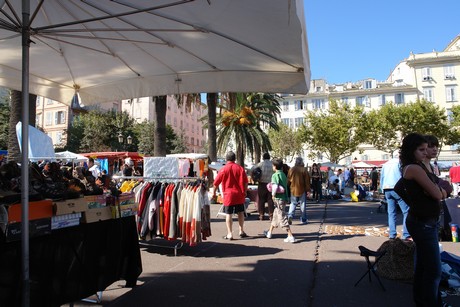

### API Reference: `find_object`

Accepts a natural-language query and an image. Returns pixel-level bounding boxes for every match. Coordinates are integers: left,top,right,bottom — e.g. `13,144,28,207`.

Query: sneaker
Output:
284,236,296,243
288,217,292,225
300,218,308,224
263,230,272,239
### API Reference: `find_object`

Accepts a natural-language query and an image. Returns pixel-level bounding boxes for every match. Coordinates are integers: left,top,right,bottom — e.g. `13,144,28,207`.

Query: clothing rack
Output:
116,176,208,256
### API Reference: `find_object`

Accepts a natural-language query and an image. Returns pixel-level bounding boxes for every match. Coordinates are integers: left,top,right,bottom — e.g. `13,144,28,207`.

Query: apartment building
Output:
280,34,460,166
121,96,208,153
36,95,86,147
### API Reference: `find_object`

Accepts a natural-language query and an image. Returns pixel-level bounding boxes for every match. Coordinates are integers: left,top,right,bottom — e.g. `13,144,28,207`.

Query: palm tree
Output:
216,92,280,167
206,93,218,161
153,96,167,157
8,90,37,162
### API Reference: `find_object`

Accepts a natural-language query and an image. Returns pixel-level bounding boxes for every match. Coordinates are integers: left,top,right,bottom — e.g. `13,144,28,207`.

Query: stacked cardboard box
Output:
6,199,54,241
111,192,138,219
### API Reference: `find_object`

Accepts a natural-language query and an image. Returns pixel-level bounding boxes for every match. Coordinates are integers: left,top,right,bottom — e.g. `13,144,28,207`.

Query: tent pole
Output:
21,0,31,306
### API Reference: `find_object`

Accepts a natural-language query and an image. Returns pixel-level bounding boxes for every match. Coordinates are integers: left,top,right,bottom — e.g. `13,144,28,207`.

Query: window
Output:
312,99,324,109
54,111,66,125
395,93,405,104
444,65,455,79
191,137,194,146
282,118,290,126
173,118,177,127
180,120,183,129
45,112,52,126
364,96,370,107
56,131,63,145
342,97,349,105
382,154,389,160
356,96,365,106
423,88,434,102
46,98,53,105
446,85,457,102
378,94,386,106
196,139,199,146
447,109,453,123
364,80,375,89
283,101,289,111
316,86,322,92
422,67,432,81
294,100,305,111
295,117,304,128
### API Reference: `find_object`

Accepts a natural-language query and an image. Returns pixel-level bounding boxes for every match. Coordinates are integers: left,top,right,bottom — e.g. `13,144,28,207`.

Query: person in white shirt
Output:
380,158,410,240
88,157,101,179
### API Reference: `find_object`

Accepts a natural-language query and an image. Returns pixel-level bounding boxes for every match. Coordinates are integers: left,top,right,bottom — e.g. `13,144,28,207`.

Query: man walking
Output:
213,151,249,240
380,158,411,240
287,157,310,224
256,153,275,220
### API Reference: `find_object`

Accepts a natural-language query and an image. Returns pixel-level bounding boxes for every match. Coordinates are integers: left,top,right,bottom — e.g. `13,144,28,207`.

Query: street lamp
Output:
118,133,133,151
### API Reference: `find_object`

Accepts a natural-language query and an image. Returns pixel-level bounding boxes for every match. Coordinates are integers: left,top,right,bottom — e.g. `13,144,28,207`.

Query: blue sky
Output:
304,0,460,84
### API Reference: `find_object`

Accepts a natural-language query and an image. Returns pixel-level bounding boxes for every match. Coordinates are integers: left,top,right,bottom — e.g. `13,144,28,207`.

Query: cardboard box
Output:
53,198,87,216
51,212,81,230
82,207,112,223
6,218,52,242
7,199,53,223
117,192,136,206
111,203,138,219
84,195,107,209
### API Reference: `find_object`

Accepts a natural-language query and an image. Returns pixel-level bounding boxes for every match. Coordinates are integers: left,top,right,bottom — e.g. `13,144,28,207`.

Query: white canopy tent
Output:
0,0,310,105
0,1,311,304
350,161,377,169
54,151,89,163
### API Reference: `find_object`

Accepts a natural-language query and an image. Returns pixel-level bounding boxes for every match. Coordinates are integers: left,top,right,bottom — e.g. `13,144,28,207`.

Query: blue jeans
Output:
406,214,442,307
288,193,307,222
385,189,410,239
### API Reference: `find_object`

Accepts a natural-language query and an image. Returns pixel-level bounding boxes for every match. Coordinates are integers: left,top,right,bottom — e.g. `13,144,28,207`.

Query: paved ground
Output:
65,199,460,307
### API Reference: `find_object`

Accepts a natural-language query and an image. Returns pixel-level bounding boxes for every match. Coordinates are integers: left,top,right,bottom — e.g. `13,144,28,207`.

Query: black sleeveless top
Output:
402,164,440,219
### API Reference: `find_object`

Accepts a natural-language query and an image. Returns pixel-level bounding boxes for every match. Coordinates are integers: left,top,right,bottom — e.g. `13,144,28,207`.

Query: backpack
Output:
251,167,262,183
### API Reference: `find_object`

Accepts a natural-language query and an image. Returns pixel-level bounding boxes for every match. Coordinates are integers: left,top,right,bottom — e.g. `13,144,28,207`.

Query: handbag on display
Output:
266,182,285,194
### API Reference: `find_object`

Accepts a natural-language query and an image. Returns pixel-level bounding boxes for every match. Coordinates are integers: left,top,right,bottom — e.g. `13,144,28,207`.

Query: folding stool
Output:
354,245,387,291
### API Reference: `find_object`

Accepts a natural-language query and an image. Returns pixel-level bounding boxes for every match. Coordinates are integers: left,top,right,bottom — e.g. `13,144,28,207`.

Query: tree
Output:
153,96,167,157
366,103,402,157
0,92,10,149
8,90,37,162
206,93,218,161
170,129,189,154
446,104,460,146
268,122,303,162
215,92,280,167
299,100,367,163
399,99,450,147
133,120,185,155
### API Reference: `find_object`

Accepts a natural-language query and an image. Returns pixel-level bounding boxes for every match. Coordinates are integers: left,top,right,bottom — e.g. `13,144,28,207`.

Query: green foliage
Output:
0,93,10,149
268,122,303,163
215,92,280,165
300,100,368,163
170,129,189,154
366,103,402,156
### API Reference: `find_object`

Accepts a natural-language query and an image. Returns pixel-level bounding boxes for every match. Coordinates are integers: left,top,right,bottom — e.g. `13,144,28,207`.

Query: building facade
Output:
121,96,208,153
279,34,460,166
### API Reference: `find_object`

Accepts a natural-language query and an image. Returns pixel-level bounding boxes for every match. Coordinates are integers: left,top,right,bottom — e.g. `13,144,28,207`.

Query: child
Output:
264,158,296,243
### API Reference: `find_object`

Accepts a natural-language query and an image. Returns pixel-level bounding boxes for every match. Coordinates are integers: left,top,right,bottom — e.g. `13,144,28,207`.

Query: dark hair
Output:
399,133,427,168
88,157,94,164
263,152,270,160
423,134,439,148
225,151,236,162
272,158,283,170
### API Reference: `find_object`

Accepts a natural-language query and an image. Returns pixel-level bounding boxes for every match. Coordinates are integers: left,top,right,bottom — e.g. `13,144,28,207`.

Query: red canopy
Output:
81,151,144,161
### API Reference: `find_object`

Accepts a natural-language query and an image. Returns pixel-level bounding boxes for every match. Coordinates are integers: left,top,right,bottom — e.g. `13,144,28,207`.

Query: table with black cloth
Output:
0,216,142,307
